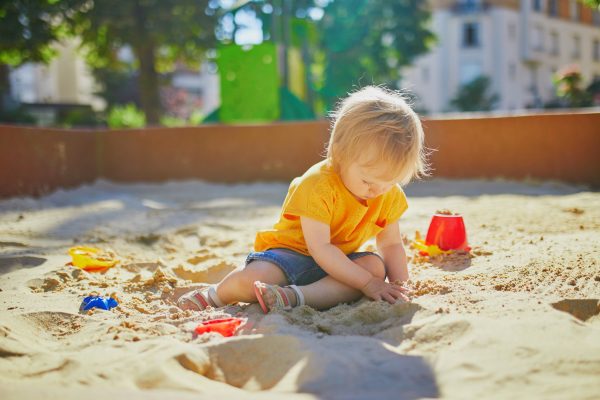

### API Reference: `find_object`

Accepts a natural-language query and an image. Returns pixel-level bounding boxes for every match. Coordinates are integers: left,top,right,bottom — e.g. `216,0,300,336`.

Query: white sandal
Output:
178,286,225,311
253,281,305,313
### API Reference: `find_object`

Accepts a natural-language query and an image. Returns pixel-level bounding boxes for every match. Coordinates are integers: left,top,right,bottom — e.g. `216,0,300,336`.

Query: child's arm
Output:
376,221,409,283
301,216,405,303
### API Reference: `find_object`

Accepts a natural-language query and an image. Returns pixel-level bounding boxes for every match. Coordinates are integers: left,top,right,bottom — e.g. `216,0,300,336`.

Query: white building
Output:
401,0,600,113
10,39,104,110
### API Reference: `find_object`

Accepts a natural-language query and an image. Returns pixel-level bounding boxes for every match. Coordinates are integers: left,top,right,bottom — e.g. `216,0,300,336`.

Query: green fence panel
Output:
217,43,280,123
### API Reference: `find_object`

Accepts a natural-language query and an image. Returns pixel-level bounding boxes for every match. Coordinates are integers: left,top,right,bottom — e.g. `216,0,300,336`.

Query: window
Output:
573,35,581,59
550,32,559,56
594,39,600,62
463,22,480,47
532,0,542,12
548,0,558,17
457,0,482,13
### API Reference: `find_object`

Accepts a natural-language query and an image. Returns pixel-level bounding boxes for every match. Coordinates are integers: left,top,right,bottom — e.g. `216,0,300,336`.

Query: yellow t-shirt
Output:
254,160,408,255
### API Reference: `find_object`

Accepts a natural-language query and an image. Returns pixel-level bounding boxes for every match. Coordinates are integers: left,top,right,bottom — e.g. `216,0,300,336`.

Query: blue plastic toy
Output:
81,296,118,311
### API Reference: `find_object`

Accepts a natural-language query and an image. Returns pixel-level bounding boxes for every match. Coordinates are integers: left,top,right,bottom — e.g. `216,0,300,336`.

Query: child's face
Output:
339,160,399,201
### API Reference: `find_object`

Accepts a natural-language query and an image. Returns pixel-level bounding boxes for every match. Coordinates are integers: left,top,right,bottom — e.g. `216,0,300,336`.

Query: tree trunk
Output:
0,64,10,115
301,38,314,111
137,42,161,125
133,1,161,125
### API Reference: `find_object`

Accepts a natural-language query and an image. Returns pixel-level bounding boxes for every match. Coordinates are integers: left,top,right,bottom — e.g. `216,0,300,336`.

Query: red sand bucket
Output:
194,317,245,337
425,214,469,251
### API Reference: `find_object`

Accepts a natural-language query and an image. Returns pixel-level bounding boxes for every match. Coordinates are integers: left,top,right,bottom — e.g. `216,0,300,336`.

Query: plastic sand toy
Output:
413,213,470,256
195,317,246,337
412,232,453,257
68,246,118,272
81,295,118,311
426,213,470,252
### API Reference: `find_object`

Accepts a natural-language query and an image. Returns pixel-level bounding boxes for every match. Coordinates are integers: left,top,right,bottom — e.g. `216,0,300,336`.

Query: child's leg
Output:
215,260,288,304
298,254,385,309
256,254,385,311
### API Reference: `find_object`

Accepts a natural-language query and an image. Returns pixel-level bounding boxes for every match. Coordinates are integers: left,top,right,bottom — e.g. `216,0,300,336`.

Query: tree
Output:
68,0,218,124
580,0,600,10
450,76,499,112
0,0,75,114
587,77,600,105
317,0,435,108
225,0,434,113
553,65,592,108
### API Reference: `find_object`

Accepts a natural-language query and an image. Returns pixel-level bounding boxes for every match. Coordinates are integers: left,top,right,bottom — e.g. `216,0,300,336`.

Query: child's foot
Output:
253,281,305,313
177,286,224,311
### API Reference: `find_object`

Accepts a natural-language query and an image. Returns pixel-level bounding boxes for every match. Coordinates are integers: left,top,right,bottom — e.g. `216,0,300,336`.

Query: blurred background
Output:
1,0,599,128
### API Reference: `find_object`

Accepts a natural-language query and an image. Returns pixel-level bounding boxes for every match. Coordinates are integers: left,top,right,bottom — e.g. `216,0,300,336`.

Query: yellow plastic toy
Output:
68,246,118,272
411,231,453,257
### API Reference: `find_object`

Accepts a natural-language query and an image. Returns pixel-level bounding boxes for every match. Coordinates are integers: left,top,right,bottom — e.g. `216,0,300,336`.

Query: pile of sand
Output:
1,179,599,399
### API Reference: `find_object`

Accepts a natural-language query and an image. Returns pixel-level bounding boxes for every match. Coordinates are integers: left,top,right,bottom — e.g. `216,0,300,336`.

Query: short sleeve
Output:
281,175,333,225
385,185,409,223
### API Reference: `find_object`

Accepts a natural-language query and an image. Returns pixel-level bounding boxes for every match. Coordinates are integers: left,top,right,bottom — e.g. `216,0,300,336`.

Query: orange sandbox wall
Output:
1,112,599,198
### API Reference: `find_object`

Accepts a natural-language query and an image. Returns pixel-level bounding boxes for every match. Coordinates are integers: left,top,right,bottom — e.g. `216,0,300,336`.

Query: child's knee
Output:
242,261,287,284
355,255,386,279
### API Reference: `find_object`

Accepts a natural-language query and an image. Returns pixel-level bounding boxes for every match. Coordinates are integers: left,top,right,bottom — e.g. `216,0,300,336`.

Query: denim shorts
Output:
245,248,384,286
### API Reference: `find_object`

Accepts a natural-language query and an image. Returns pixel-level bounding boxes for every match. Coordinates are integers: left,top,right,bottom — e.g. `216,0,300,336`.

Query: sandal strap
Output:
287,285,305,306
179,288,212,310
275,286,292,310
208,286,226,307
182,293,205,310
193,291,210,308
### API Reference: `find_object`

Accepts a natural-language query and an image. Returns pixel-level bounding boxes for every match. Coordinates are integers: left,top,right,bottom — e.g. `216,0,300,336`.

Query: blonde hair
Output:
326,86,429,186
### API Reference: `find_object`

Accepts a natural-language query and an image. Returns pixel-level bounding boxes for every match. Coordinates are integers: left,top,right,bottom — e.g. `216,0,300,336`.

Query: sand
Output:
0,178,599,400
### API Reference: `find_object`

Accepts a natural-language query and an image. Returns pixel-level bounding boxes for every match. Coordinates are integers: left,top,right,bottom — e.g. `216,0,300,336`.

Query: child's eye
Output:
362,180,371,186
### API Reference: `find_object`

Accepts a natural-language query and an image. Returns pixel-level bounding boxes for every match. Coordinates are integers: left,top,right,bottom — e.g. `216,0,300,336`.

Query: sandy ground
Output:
0,178,599,400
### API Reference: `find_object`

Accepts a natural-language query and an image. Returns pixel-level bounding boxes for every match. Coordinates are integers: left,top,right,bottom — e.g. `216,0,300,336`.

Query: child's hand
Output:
361,277,410,303
390,279,413,297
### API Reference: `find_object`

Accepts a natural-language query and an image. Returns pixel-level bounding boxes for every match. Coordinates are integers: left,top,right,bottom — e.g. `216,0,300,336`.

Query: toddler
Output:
178,86,428,313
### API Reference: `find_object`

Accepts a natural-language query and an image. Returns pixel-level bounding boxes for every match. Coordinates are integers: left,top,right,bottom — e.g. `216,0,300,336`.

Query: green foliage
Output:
159,110,204,127
0,0,74,66
159,115,186,127
233,0,320,44
0,106,36,124
0,0,81,113
552,66,593,108
69,1,218,71
587,77,600,98
188,110,204,125
59,107,102,128
68,0,219,124
232,1,433,114
107,103,146,128
580,0,600,9
317,0,435,109
450,76,499,112
2,0,436,123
